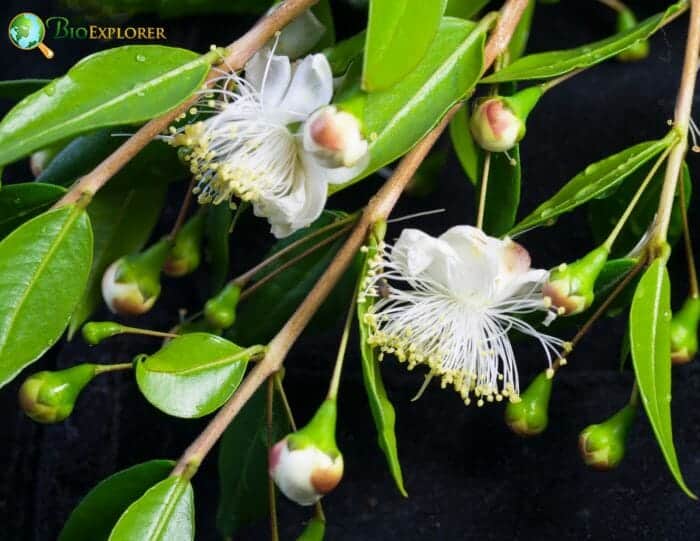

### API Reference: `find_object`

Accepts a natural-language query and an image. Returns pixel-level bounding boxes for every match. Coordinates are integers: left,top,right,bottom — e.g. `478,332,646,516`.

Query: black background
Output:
1,1,700,540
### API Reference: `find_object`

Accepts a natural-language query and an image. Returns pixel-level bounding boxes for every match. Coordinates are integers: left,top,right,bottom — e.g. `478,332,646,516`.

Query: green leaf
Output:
357,233,406,496
588,162,692,257
333,17,485,193
0,45,212,167
108,475,194,541
323,31,365,76
204,204,234,294
630,258,696,499
362,0,447,92
227,211,357,345
0,79,50,101
444,0,489,19
508,0,535,61
0,182,66,239
217,384,289,537
59,460,174,541
509,135,674,236
68,179,168,337
483,1,685,83
0,206,92,388
311,0,336,50
135,333,256,418
449,106,480,185
37,129,186,189
297,517,326,540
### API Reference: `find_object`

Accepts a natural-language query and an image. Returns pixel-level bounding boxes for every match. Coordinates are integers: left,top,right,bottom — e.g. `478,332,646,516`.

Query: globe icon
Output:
8,12,53,58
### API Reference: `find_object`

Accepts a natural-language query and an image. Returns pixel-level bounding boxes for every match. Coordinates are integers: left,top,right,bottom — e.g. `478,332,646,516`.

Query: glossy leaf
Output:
37,129,185,188
357,233,407,496
508,0,535,61
59,460,174,541
204,204,234,294
68,180,168,337
444,0,489,19
449,106,480,185
362,0,447,92
0,45,212,166
135,333,255,418
0,79,50,101
588,162,692,257
108,475,194,541
0,182,66,239
0,206,92,388
227,211,358,345
509,136,674,236
483,2,685,83
630,258,696,499
333,17,485,193
323,31,365,76
217,385,289,537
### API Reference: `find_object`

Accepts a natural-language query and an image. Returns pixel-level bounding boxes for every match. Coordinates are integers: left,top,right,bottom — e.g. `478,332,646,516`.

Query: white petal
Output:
302,148,369,186
245,48,292,108
278,54,333,118
392,229,457,291
439,226,499,296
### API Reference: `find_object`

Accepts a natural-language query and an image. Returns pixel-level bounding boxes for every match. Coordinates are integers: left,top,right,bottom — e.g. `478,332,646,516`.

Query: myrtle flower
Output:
361,225,566,405
169,48,368,238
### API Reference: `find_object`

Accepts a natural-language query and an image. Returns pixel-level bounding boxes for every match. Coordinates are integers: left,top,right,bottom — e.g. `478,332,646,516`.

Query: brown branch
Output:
54,0,319,208
171,0,531,478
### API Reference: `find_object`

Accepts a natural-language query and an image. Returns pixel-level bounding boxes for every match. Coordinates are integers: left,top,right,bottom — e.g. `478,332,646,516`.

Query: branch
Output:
54,0,319,208
170,0,531,478
652,0,700,250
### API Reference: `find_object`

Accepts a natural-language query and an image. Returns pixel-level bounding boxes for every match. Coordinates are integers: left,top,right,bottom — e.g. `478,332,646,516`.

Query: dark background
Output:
1,1,699,539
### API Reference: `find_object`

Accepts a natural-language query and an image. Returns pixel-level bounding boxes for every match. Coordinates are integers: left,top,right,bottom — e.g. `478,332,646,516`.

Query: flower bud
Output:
101,239,170,316
30,148,57,177
204,283,242,329
269,399,343,506
469,86,542,153
505,370,553,436
543,245,610,316
616,9,650,62
303,105,368,168
670,296,700,365
163,212,205,277
19,364,97,423
579,404,636,470
82,321,124,345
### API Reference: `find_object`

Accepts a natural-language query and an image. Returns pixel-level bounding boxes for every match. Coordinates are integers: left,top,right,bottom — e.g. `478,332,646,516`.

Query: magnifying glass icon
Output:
8,12,54,59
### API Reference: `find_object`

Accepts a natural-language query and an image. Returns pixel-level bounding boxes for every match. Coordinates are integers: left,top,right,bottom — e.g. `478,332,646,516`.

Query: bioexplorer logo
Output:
8,12,167,59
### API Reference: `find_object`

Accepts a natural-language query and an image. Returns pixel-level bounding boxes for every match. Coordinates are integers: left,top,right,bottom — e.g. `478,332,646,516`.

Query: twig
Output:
266,377,280,541
170,0,531,479
168,178,196,240
54,0,319,209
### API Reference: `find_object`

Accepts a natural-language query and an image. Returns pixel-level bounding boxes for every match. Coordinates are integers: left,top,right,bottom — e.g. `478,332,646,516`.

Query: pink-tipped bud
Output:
470,97,525,153
303,105,368,168
269,436,344,506
101,259,157,316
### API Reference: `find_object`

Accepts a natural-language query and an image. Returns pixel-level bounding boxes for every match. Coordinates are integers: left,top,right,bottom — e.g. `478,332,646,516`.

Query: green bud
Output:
102,239,170,316
82,321,123,345
505,370,553,436
19,364,97,423
470,86,543,153
579,404,636,470
544,245,610,316
290,399,340,456
671,296,700,365
616,10,650,62
163,212,206,277
204,283,242,329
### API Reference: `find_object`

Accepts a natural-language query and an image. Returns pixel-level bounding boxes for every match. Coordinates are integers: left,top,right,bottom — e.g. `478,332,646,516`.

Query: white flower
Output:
269,437,344,506
170,48,368,238
362,225,566,405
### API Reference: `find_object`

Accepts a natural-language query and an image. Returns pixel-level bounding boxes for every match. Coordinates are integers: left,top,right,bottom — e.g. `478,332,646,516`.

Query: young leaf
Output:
204,204,234,294
482,1,685,83
0,182,66,239
0,206,92,388
630,258,696,499
217,385,289,537
68,180,168,337
58,460,174,541
356,232,407,496
0,78,50,101
135,333,258,418
0,45,212,167
509,135,674,236
362,0,447,92
108,475,195,541
332,17,485,193
588,162,692,257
